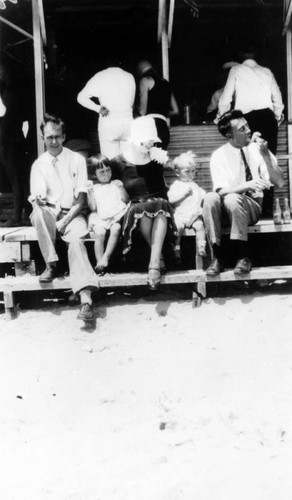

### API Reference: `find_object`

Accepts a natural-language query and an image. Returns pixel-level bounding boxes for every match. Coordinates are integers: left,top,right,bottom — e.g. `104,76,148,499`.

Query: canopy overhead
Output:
0,0,287,152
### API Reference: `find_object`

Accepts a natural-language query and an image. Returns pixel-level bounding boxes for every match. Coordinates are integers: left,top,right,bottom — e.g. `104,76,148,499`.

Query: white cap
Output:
130,116,161,145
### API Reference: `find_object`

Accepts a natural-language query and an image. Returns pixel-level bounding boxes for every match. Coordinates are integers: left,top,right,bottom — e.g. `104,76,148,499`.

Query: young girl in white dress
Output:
168,151,207,262
87,154,129,273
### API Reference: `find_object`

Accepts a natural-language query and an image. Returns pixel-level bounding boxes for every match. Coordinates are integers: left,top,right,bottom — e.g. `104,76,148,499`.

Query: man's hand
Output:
251,131,262,143
56,218,67,235
246,178,271,192
251,132,270,156
99,106,110,117
277,113,284,127
35,195,47,206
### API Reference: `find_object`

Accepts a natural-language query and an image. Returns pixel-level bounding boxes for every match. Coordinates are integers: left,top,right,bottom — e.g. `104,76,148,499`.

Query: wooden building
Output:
0,0,291,201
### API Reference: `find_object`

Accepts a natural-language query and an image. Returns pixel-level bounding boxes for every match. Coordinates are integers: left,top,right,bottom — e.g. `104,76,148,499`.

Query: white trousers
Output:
98,115,133,159
30,205,99,293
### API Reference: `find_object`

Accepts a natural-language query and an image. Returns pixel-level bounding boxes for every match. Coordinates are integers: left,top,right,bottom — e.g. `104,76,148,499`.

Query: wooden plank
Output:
0,228,24,242
0,270,205,294
205,265,292,283
4,219,292,245
4,227,38,242
183,220,292,236
21,243,32,262
0,242,21,263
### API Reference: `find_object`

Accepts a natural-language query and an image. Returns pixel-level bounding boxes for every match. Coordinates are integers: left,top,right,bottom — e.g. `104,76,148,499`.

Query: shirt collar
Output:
45,148,65,163
242,59,258,67
226,142,242,154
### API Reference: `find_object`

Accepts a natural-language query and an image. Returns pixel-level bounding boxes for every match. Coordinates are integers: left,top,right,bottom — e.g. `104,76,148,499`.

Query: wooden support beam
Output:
168,0,175,47
157,0,165,42
283,0,292,35
0,15,33,39
32,0,45,156
161,29,169,81
37,0,47,46
286,28,292,121
288,124,292,206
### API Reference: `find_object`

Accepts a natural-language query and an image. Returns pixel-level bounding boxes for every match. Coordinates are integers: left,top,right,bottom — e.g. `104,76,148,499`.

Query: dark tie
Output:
240,149,252,182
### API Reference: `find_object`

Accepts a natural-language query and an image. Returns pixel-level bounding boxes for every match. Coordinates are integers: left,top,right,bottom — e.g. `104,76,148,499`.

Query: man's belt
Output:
46,203,71,212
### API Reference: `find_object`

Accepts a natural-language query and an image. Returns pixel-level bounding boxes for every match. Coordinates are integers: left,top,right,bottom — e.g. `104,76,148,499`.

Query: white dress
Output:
88,180,128,230
168,180,206,228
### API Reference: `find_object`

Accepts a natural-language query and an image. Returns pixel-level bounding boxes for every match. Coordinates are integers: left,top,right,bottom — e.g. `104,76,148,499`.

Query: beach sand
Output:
0,284,292,500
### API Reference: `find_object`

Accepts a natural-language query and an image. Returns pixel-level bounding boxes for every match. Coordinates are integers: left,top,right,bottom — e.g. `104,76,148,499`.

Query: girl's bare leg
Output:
93,224,106,270
99,222,121,269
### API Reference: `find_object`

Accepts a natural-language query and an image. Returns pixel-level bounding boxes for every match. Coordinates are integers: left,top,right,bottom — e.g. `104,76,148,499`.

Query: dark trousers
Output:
153,118,170,150
244,108,278,217
244,108,278,154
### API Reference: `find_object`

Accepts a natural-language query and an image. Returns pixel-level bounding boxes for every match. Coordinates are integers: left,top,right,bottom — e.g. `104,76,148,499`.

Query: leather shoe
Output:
39,265,57,283
77,303,94,321
206,258,223,276
234,257,252,275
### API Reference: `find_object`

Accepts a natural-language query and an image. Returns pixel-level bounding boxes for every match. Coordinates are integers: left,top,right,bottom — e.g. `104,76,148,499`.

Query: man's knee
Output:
67,234,85,247
203,191,221,210
111,222,121,235
224,193,243,211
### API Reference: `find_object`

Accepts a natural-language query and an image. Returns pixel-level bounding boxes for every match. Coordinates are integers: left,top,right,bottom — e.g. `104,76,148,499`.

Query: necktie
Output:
240,149,252,182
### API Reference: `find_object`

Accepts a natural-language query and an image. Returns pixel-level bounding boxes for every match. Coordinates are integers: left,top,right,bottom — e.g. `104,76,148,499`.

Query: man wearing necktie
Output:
203,109,284,276
29,113,99,321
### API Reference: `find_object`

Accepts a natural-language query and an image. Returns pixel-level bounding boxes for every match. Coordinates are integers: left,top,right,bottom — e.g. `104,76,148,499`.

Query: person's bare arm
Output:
169,93,179,117
87,186,97,212
56,192,87,234
137,77,151,116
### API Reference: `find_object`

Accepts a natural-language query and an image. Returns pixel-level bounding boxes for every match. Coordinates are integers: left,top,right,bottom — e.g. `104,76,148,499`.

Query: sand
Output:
0,285,292,500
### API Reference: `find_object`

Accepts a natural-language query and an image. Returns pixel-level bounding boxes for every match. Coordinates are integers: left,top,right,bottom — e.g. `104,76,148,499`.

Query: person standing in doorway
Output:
77,58,136,160
135,59,179,149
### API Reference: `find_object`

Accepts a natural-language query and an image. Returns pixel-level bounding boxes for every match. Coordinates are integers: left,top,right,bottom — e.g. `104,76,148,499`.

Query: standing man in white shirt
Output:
203,110,284,276
77,59,136,160
29,113,99,321
217,47,284,155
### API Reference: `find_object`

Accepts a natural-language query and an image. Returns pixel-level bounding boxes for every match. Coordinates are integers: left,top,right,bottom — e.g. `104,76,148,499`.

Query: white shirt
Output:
218,59,284,120
30,147,88,210
210,141,276,200
168,180,206,220
207,87,224,114
78,67,136,119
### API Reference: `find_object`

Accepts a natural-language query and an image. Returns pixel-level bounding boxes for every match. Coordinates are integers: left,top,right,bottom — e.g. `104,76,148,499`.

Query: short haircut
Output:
88,153,111,176
217,109,244,137
40,113,66,135
173,150,197,170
